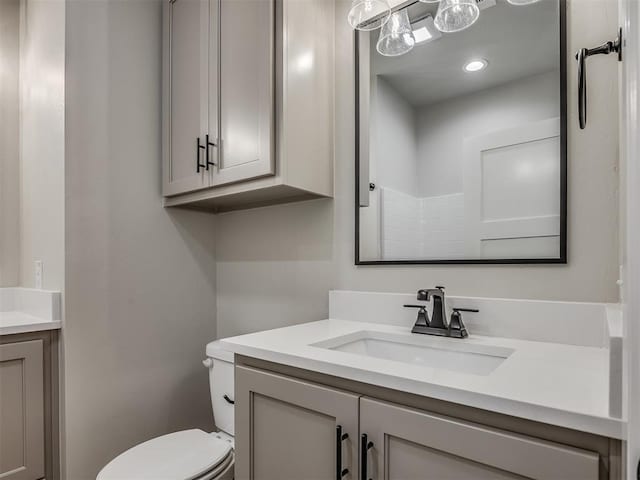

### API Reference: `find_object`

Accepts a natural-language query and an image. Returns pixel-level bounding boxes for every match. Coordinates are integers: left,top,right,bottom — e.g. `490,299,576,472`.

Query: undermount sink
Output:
312,331,514,376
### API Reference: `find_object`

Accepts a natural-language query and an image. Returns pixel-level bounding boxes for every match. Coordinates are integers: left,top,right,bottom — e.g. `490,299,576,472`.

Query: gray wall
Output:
215,0,620,338
63,1,217,478
0,0,66,290
19,0,66,291
415,70,559,198
373,76,417,197
0,0,20,287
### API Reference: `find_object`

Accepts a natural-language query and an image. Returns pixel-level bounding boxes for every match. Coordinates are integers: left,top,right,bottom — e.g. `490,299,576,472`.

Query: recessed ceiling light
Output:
463,58,488,72
507,0,540,4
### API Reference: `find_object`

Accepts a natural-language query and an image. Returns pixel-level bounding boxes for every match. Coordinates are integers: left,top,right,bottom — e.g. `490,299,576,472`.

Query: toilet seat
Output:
96,429,233,480
196,451,234,480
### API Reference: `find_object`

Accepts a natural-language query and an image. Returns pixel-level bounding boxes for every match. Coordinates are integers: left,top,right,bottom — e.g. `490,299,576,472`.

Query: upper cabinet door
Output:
162,0,210,196
212,0,275,187
360,397,600,480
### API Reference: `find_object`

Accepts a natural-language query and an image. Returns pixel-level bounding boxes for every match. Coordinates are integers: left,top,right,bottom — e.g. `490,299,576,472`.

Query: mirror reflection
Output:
357,0,565,264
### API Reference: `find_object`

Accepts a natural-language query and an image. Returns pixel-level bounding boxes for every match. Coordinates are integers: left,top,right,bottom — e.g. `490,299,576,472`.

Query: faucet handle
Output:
449,308,478,338
404,304,430,327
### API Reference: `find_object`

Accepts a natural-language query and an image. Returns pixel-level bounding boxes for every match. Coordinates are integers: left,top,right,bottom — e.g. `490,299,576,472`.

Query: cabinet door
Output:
235,366,359,480
0,340,44,480
360,397,600,480
212,0,275,187
162,0,209,196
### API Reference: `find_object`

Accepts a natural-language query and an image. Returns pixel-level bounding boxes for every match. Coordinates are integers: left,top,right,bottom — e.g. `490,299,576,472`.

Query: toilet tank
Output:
205,341,235,436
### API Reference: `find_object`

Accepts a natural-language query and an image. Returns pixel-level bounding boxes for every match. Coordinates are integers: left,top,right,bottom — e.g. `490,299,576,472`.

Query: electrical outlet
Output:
35,261,43,289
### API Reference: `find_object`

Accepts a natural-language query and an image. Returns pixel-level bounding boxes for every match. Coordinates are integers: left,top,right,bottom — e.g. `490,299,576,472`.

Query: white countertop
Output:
220,319,625,439
0,288,62,335
0,312,61,335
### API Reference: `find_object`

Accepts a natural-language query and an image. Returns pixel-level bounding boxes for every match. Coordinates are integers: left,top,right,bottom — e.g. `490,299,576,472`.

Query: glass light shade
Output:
418,0,441,3
348,0,391,31
507,0,540,4
434,0,480,33
376,9,415,57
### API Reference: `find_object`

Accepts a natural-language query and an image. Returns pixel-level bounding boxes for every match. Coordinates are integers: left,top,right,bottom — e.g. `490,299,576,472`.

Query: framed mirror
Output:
355,0,566,265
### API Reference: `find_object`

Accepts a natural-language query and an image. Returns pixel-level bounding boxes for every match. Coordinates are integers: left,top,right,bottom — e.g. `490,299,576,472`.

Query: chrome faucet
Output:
404,286,478,339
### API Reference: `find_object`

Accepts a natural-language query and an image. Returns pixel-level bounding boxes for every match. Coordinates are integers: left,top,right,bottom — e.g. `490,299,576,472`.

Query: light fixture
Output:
507,0,541,4
434,0,480,33
418,0,440,3
411,15,442,44
463,58,488,72
376,9,415,56
348,0,391,31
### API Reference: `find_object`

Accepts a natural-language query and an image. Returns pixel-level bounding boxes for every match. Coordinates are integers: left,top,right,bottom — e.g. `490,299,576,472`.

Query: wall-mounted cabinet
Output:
162,0,334,212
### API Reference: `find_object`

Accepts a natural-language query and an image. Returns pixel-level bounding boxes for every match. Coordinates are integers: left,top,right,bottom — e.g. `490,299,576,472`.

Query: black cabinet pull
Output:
196,137,206,173
206,134,217,169
223,394,234,405
336,425,349,479
360,434,373,480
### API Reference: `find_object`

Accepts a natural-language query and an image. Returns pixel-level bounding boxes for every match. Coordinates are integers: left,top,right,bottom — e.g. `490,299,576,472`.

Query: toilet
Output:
97,341,235,480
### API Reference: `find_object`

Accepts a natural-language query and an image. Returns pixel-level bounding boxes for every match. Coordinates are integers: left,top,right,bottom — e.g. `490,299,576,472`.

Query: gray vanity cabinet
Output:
360,397,599,480
1,340,45,480
235,366,359,480
235,361,617,480
0,332,59,480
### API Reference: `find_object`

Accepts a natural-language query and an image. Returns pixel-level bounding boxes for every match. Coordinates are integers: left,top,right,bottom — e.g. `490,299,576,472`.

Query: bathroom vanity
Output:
0,288,61,480
221,291,624,480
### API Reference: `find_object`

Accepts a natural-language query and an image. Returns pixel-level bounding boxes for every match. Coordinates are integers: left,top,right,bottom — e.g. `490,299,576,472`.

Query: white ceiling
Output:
369,0,560,107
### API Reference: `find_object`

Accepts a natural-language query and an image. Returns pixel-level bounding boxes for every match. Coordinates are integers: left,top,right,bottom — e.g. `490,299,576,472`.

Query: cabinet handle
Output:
196,137,206,173
336,425,349,479
206,134,217,169
360,434,373,480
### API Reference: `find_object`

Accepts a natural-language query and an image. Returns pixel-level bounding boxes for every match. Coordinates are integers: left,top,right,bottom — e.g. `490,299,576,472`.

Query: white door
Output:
620,0,640,478
212,0,275,187
162,0,210,196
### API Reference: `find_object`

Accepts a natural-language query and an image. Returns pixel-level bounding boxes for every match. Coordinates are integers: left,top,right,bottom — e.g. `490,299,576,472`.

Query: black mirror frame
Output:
354,0,567,266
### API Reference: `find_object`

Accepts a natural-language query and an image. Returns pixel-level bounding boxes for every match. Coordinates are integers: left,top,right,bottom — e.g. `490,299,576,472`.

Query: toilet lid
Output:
97,429,232,480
